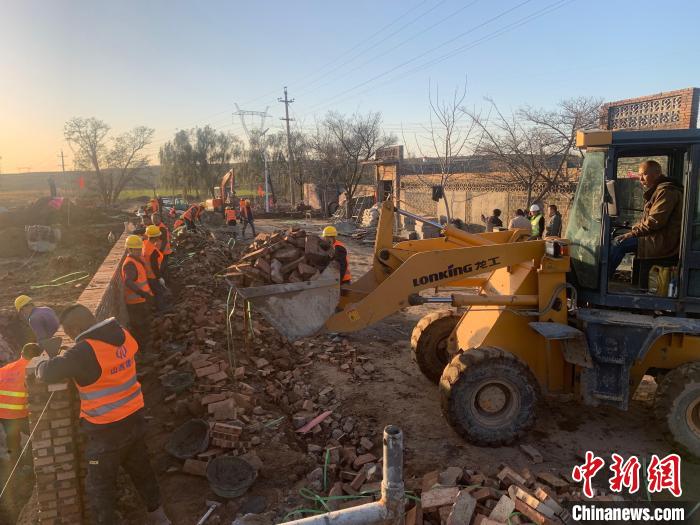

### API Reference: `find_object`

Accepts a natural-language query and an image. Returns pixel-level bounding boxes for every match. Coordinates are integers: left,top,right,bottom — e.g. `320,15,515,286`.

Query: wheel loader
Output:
237,128,700,457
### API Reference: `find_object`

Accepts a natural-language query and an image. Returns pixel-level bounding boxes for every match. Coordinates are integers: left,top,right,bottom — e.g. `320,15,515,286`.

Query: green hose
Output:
30,271,90,289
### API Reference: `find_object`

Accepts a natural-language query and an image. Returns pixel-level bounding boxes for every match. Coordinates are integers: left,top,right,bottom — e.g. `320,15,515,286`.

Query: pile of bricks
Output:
26,375,85,524
224,228,335,286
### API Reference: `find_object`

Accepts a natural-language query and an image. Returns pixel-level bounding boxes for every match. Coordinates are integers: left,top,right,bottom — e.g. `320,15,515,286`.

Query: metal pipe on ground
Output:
281,425,405,525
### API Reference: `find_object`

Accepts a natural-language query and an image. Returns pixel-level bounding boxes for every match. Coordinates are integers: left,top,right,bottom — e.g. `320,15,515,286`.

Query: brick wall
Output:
25,231,128,524
599,87,700,131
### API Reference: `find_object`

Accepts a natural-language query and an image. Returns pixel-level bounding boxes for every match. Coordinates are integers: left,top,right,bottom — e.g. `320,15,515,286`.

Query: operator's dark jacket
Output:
35,318,145,437
631,177,683,259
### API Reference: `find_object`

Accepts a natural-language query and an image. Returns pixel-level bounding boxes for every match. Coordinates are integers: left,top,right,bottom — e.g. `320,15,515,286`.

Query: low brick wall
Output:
26,231,129,524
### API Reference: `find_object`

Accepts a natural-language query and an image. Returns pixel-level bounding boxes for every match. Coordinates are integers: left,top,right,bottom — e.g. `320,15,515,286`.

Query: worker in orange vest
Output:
321,226,351,284
0,343,41,467
34,304,170,525
142,225,168,313
240,199,256,238
147,198,160,216
150,213,172,280
182,203,204,232
172,218,185,231
121,235,153,356
224,206,238,239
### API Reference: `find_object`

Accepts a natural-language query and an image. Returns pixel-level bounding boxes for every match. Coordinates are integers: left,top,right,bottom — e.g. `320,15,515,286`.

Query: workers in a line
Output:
121,235,153,356
143,226,169,313
34,304,171,525
225,206,238,238
0,343,41,467
182,203,204,231
14,295,59,349
609,160,683,276
321,226,351,284
240,199,256,238
528,204,545,240
151,213,172,280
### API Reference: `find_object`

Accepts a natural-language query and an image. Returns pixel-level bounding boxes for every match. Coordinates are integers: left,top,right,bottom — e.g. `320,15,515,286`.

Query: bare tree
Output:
107,126,155,203
64,117,110,202
466,97,602,205
65,117,154,205
409,80,477,220
319,111,395,217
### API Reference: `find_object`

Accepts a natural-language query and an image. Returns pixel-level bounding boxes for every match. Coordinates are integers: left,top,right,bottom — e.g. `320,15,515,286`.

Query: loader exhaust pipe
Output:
281,426,405,524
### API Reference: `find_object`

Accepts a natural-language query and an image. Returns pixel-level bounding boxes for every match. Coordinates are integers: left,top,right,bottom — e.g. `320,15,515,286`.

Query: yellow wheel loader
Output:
238,128,700,457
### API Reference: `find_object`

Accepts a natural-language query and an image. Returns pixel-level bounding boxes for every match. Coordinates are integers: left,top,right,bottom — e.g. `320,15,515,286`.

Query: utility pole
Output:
278,86,295,206
57,150,65,173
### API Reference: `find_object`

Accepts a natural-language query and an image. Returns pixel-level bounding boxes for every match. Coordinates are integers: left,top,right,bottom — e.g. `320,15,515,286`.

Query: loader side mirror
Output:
605,180,619,218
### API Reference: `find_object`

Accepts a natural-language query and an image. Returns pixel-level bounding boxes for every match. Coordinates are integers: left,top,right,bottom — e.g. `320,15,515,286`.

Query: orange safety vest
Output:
225,209,237,222
333,240,352,283
0,358,29,419
183,205,198,221
76,330,144,425
142,240,164,280
173,218,184,230
149,199,159,214
156,222,172,255
120,255,152,304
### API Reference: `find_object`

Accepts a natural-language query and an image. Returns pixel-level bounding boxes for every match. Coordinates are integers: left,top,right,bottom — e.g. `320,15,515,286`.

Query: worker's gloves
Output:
159,278,167,288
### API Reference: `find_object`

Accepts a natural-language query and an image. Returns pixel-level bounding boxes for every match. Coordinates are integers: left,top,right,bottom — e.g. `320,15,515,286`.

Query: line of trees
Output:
64,93,600,211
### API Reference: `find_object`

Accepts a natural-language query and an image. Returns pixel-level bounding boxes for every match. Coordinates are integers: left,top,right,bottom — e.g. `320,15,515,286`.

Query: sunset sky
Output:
1,0,699,174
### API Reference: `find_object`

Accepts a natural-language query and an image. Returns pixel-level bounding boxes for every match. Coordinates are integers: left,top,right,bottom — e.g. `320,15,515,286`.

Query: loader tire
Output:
654,362,700,458
440,346,539,446
411,310,460,383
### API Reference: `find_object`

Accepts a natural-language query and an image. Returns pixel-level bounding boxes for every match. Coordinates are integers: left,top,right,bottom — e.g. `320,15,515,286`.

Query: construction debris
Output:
224,229,333,286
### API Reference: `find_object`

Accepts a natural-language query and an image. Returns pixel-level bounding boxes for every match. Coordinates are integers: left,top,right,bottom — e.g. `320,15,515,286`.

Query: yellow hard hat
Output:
14,295,32,312
145,225,162,238
125,235,143,250
322,226,338,237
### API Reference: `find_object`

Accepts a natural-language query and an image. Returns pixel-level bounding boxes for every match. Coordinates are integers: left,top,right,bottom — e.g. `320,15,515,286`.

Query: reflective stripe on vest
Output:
77,330,144,424
183,206,197,221
333,240,352,283
142,240,164,279
225,209,237,222
157,222,172,255
0,358,29,419
121,256,152,304
530,214,543,237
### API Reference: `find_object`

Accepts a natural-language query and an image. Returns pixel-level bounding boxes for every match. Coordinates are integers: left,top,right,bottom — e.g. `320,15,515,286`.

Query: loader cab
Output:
567,129,700,313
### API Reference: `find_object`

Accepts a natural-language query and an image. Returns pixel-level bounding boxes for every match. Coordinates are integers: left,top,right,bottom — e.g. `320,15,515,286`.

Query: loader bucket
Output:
234,278,340,341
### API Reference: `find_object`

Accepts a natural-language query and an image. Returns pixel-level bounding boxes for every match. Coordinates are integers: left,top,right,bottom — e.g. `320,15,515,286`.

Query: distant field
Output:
0,171,257,208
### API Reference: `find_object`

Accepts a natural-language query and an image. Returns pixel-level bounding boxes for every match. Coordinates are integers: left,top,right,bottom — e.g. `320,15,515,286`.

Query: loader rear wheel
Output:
411,310,460,383
440,346,539,446
654,362,700,457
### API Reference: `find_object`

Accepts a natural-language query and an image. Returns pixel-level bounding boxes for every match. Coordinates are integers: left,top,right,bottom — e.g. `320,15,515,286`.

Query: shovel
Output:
233,276,340,341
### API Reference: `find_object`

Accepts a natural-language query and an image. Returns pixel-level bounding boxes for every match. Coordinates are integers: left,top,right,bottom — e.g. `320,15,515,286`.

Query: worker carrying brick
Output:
14,295,60,351
321,226,351,284
240,199,256,238
151,213,172,280
182,203,204,232
33,304,171,525
142,226,169,313
121,235,153,356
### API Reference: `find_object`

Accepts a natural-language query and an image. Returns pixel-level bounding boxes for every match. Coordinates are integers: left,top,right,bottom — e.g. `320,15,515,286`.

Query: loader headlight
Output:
545,240,568,258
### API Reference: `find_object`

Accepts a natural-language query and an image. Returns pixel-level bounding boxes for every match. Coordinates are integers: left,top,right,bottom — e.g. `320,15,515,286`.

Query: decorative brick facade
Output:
25,230,129,524
599,87,699,131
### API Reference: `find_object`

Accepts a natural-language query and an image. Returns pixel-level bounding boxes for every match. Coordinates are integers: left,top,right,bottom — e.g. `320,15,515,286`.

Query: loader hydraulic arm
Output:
325,240,546,333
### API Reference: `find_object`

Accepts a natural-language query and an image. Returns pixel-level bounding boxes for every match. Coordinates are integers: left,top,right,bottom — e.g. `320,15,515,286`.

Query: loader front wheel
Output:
411,310,460,383
654,362,700,457
440,346,539,446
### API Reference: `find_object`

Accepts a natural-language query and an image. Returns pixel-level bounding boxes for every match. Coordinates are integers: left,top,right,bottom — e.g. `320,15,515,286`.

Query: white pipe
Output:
281,426,404,525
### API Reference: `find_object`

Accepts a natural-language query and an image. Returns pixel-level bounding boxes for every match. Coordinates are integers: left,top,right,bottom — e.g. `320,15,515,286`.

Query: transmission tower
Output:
233,104,270,140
